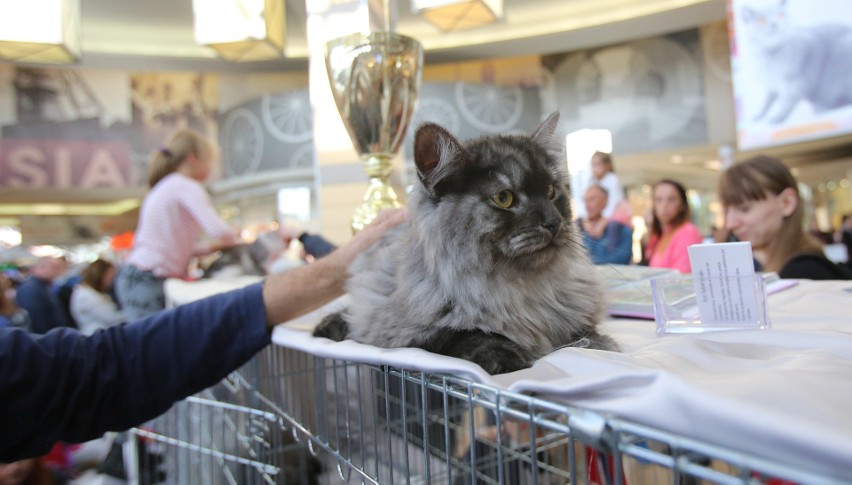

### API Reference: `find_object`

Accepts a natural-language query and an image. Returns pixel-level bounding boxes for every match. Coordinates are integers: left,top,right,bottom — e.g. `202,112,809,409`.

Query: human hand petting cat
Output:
329,208,408,267
263,208,407,328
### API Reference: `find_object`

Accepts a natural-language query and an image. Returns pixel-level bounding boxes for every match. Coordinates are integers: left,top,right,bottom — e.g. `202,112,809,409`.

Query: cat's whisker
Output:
563,232,589,252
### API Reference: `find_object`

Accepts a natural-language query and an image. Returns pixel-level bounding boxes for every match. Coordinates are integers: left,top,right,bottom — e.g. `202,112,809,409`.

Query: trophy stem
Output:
325,31,422,233
351,154,403,233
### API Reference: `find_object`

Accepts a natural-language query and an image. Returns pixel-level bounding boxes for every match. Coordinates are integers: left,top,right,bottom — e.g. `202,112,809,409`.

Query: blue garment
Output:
0,310,31,331
581,220,634,265
55,274,82,328
14,276,71,334
1,282,271,461
115,263,167,321
299,233,337,259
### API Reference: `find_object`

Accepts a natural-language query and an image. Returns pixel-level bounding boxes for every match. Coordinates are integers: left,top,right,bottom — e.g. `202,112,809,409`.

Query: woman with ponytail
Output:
115,129,240,319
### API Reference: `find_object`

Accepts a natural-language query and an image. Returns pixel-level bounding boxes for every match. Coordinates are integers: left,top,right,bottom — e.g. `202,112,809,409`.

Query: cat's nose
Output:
542,221,559,236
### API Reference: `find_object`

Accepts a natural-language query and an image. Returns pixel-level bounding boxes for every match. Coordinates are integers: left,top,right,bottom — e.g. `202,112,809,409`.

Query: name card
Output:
688,242,758,325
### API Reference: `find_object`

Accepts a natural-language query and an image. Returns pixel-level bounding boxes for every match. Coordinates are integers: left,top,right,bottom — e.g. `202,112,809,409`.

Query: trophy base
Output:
351,177,403,233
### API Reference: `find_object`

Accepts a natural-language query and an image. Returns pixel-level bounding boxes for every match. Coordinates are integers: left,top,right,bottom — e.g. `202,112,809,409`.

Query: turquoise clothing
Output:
581,220,634,265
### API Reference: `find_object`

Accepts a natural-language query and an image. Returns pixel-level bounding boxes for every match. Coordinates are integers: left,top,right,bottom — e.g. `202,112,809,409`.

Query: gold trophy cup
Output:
325,32,423,232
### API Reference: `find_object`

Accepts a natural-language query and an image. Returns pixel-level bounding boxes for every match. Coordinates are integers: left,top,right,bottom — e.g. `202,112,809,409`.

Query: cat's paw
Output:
458,337,534,375
477,350,532,375
312,312,350,342
576,331,620,352
593,333,620,352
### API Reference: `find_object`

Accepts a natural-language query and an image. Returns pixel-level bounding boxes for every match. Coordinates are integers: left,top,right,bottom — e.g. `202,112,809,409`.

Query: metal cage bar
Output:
131,343,835,484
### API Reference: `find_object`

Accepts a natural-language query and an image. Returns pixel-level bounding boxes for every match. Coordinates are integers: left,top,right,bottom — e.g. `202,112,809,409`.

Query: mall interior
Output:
4,1,852,482
0,0,850,264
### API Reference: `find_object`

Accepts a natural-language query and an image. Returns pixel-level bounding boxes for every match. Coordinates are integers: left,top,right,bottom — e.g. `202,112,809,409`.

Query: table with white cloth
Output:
163,277,852,482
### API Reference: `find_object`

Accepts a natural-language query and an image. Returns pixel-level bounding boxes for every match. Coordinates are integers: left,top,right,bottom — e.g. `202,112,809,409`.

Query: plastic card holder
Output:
651,274,771,334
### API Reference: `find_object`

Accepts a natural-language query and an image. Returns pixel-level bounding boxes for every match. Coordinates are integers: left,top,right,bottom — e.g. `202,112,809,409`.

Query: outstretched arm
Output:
1,283,269,461
0,208,407,462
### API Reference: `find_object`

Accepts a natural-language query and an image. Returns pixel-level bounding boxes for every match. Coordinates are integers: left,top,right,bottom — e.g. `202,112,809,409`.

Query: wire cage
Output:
130,343,833,484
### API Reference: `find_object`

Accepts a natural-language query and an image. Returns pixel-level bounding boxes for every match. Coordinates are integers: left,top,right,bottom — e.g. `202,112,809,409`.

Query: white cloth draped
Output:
166,276,852,480
271,280,852,480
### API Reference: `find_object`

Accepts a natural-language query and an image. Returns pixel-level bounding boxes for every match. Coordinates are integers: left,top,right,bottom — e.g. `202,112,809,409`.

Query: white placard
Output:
688,242,758,325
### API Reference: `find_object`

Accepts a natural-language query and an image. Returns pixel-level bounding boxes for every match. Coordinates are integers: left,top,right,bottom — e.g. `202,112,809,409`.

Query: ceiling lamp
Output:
192,0,285,62
0,0,81,64
412,0,502,32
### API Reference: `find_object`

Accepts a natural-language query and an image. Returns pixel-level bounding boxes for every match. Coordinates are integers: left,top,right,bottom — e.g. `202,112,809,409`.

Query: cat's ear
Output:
531,112,563,159
414,122,463,190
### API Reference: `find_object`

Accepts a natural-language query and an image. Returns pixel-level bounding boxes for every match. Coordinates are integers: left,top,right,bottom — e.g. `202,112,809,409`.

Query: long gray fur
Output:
315,112,618,374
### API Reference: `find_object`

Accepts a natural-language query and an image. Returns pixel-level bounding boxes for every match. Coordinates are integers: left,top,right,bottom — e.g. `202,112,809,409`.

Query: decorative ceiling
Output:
78,0,726,70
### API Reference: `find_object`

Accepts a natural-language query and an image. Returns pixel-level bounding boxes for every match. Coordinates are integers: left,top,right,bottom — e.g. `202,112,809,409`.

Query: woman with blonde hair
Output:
589,151,624,218
575,151,625,220
115,129,240,319
718,155,851,279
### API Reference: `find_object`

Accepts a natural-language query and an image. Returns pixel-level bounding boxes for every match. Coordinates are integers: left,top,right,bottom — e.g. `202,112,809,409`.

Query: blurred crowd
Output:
576,151,851,279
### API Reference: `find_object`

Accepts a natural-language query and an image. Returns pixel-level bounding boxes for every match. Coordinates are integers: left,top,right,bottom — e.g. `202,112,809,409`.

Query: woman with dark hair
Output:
71,259,126,335
644,179,703,273
718,155,851,280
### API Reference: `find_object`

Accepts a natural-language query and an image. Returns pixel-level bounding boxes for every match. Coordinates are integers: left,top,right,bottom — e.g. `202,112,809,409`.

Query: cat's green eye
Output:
491,189,515,209
546,184,556,200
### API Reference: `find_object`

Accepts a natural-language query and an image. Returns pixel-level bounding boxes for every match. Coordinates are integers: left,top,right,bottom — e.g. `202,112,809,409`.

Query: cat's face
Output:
741,0,789,44
412,113,574,270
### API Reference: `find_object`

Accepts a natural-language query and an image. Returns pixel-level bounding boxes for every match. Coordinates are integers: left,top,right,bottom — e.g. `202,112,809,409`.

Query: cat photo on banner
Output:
730,0,852,149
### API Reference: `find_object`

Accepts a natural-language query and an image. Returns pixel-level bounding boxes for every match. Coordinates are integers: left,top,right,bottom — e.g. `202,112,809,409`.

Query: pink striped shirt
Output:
127,173,237,278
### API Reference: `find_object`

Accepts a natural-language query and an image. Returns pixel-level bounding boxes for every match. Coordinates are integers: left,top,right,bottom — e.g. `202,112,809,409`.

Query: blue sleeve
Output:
15,280,64,334
594,223,634,265
0,282,271,462
299,233,337,258
613,224,634,265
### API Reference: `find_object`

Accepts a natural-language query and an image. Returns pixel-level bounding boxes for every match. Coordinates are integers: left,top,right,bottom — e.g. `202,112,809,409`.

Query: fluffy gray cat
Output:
314,112,618,374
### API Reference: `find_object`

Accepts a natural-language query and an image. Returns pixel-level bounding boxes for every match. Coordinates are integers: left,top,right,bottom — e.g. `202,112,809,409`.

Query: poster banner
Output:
729,0,852,150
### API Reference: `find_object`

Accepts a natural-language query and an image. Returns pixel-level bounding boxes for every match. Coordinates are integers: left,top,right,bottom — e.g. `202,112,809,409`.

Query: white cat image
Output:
740,0,852,124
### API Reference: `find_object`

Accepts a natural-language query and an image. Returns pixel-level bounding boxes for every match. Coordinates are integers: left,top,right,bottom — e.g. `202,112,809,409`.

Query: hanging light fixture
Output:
411,0,502,32
192,0,285,62
0,0,81,64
